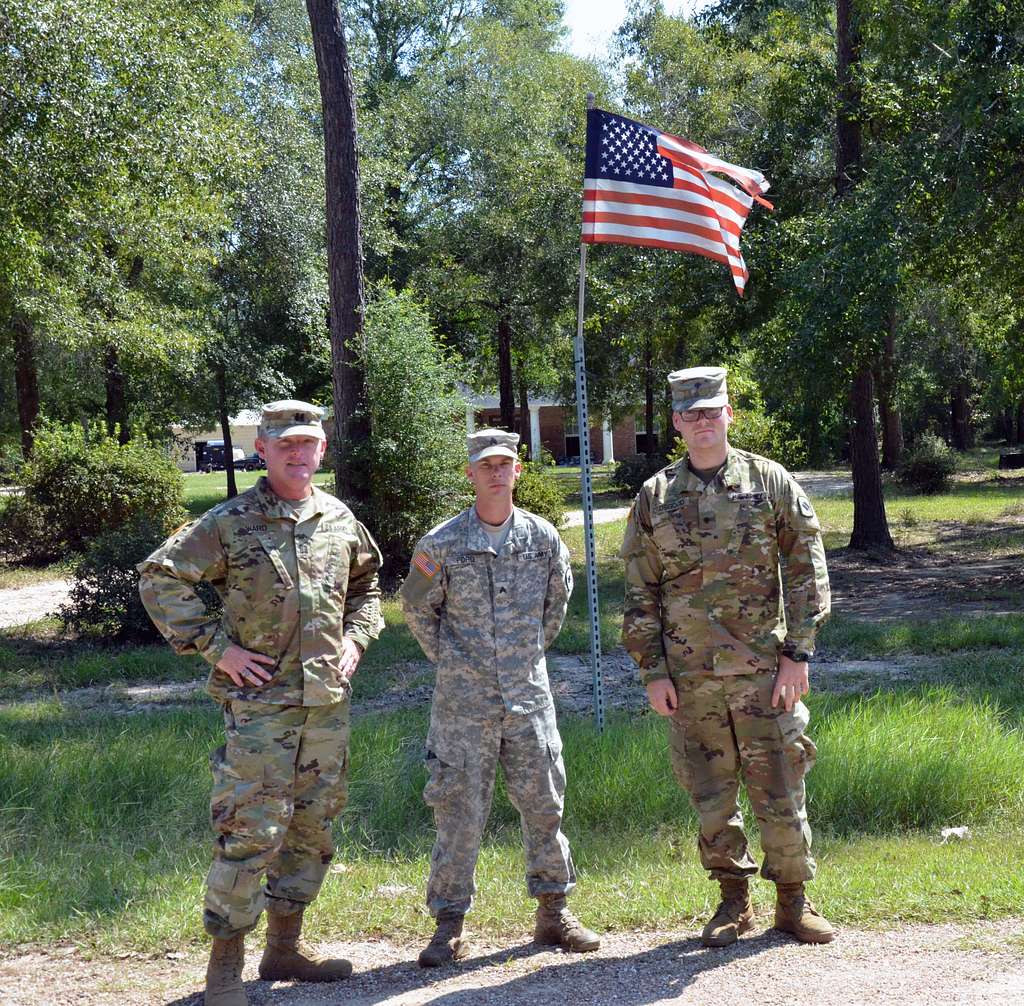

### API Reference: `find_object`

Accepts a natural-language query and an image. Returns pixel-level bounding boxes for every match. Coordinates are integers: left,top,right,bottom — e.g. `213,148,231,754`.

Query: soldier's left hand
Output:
338,636,363,682
772,655,809,712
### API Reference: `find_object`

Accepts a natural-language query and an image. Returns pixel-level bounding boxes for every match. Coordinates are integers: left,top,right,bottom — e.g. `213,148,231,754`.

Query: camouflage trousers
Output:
203,699,350,939
667,673,817,884
423,702,576,916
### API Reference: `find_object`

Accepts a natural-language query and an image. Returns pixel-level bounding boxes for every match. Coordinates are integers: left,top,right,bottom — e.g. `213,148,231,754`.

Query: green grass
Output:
815,476,1024,550
820,612,1024,658
2,683,1023,950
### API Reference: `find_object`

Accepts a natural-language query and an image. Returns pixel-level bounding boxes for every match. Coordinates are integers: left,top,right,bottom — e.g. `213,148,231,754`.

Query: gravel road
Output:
3,919,1022,1005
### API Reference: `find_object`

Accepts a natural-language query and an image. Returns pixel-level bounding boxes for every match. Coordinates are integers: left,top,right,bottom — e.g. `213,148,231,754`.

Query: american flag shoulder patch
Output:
412,552,439,579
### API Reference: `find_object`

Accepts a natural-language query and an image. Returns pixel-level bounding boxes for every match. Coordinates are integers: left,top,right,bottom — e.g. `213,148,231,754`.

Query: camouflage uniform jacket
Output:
138,478,383,706
620,448,830,685
400,507,572,717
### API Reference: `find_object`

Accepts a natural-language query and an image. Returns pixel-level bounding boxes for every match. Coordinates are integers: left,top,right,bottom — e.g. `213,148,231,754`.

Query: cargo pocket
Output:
776,700,816,785
422,737,466,811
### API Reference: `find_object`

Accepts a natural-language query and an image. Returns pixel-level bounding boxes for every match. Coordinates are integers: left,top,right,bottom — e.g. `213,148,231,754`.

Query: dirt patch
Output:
0,578,71,629
3,920,1022,1006
828,548,1024,622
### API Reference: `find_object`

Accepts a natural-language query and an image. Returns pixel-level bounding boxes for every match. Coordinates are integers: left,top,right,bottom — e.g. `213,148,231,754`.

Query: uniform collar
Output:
256,476,326,521
465,505,526,554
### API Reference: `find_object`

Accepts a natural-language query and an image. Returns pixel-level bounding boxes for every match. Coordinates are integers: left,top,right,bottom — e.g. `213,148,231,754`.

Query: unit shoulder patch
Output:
797,496,815,518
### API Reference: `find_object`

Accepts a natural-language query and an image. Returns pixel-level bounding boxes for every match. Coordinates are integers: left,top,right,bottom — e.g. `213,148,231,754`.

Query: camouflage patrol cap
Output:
467,428,519,463
668,367,729,412
259,400,326,440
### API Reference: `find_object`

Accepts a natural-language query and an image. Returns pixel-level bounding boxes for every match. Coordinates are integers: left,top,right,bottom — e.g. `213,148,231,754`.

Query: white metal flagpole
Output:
573,236,605,732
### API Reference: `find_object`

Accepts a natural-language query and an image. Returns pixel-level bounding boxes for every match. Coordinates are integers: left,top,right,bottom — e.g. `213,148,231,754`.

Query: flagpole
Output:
574,96,604,732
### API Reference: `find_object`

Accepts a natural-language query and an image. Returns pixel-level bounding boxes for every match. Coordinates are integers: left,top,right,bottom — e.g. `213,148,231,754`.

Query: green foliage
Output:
60,518,171,641
0,424,186,562
513,448,566,528
898,432,958,494
360,288,472,573
611,452,669,495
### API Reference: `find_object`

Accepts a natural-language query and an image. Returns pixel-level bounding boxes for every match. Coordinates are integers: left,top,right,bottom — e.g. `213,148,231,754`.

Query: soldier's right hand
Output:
216,645,276,688
645,678,678,716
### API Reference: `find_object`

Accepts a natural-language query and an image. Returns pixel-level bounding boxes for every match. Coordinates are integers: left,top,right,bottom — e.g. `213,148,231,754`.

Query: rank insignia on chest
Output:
413,552,439,579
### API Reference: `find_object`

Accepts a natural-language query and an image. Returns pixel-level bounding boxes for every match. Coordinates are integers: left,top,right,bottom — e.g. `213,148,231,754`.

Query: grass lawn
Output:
2,672,1023,951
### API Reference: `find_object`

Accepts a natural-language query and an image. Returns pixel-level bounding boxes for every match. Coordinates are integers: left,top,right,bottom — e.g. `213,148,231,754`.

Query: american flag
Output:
582,108,772,296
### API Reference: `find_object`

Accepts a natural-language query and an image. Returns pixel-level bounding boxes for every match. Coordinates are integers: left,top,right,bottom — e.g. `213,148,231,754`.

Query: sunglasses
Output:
679,407,725,422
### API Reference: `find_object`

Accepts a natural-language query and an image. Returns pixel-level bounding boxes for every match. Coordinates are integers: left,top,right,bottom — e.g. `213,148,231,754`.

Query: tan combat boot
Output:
774,882,834,944
204,934,247,1006
701,878,756,948
258,909,353,981
534,894,601,952
418,911,471,968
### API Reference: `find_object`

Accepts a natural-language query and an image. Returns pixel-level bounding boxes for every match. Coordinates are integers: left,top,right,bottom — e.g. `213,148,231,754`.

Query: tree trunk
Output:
837,0,892,549
1000,406,1015,445
517,369,530,457
950,381,971,452
875,319,904,470
835,0,862,199
12,313,40,457
216,365,238,499
497,314,515,431
849,365,893,550
306,0,370,507
104,345,131,444
1016,400,1024,444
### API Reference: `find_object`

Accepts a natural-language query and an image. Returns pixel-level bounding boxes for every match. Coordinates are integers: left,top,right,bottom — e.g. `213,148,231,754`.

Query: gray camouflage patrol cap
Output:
259,400,326,440
668,367,729,412
467,428,519,463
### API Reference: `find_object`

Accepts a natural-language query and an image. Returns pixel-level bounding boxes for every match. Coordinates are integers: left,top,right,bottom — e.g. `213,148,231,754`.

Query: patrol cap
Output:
668,367,729,412
259,400,326,440
467,428,519,463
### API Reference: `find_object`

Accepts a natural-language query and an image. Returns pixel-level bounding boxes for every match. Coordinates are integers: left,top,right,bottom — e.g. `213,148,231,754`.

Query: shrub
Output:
513,447,566,528
61,518,172,641
0,424,186,563
898,432,958,494
611,452,668,496
360,287,473,576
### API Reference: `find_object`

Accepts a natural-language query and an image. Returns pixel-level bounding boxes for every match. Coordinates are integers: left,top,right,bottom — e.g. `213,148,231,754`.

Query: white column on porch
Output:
602,418,615,465
465,405,476,434
529,404,542,461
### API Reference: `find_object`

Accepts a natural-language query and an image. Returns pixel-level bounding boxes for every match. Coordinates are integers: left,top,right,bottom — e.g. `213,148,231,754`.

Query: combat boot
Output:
258,909,353,981
701,878,755,947
774,882,834,944
534,894,601,952
204,934,247,1006
418,910,471,968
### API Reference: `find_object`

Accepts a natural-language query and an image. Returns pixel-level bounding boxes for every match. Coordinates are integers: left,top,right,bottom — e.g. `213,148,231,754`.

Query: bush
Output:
360,288,473,576
611,452,668,496
899,432,958,494
0,424,186,563
60,518,172,641
513,447,566,527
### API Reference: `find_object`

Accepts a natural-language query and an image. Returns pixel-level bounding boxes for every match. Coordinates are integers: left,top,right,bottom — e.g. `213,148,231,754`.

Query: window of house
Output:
634,414,659,454
564,415,580,461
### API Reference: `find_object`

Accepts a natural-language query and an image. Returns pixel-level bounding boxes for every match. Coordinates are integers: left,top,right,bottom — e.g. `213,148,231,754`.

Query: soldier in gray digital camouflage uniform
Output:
620,368,834,947
138,401,383,1005
400,428,600,967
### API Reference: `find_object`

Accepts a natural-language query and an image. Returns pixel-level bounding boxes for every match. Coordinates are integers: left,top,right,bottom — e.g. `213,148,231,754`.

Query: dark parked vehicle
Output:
239,453,266,471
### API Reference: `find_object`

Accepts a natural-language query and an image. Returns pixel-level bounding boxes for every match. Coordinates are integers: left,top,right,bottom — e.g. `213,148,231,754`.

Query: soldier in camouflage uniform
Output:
620,368,834,947
400,429,600,967
138,401,383,1005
